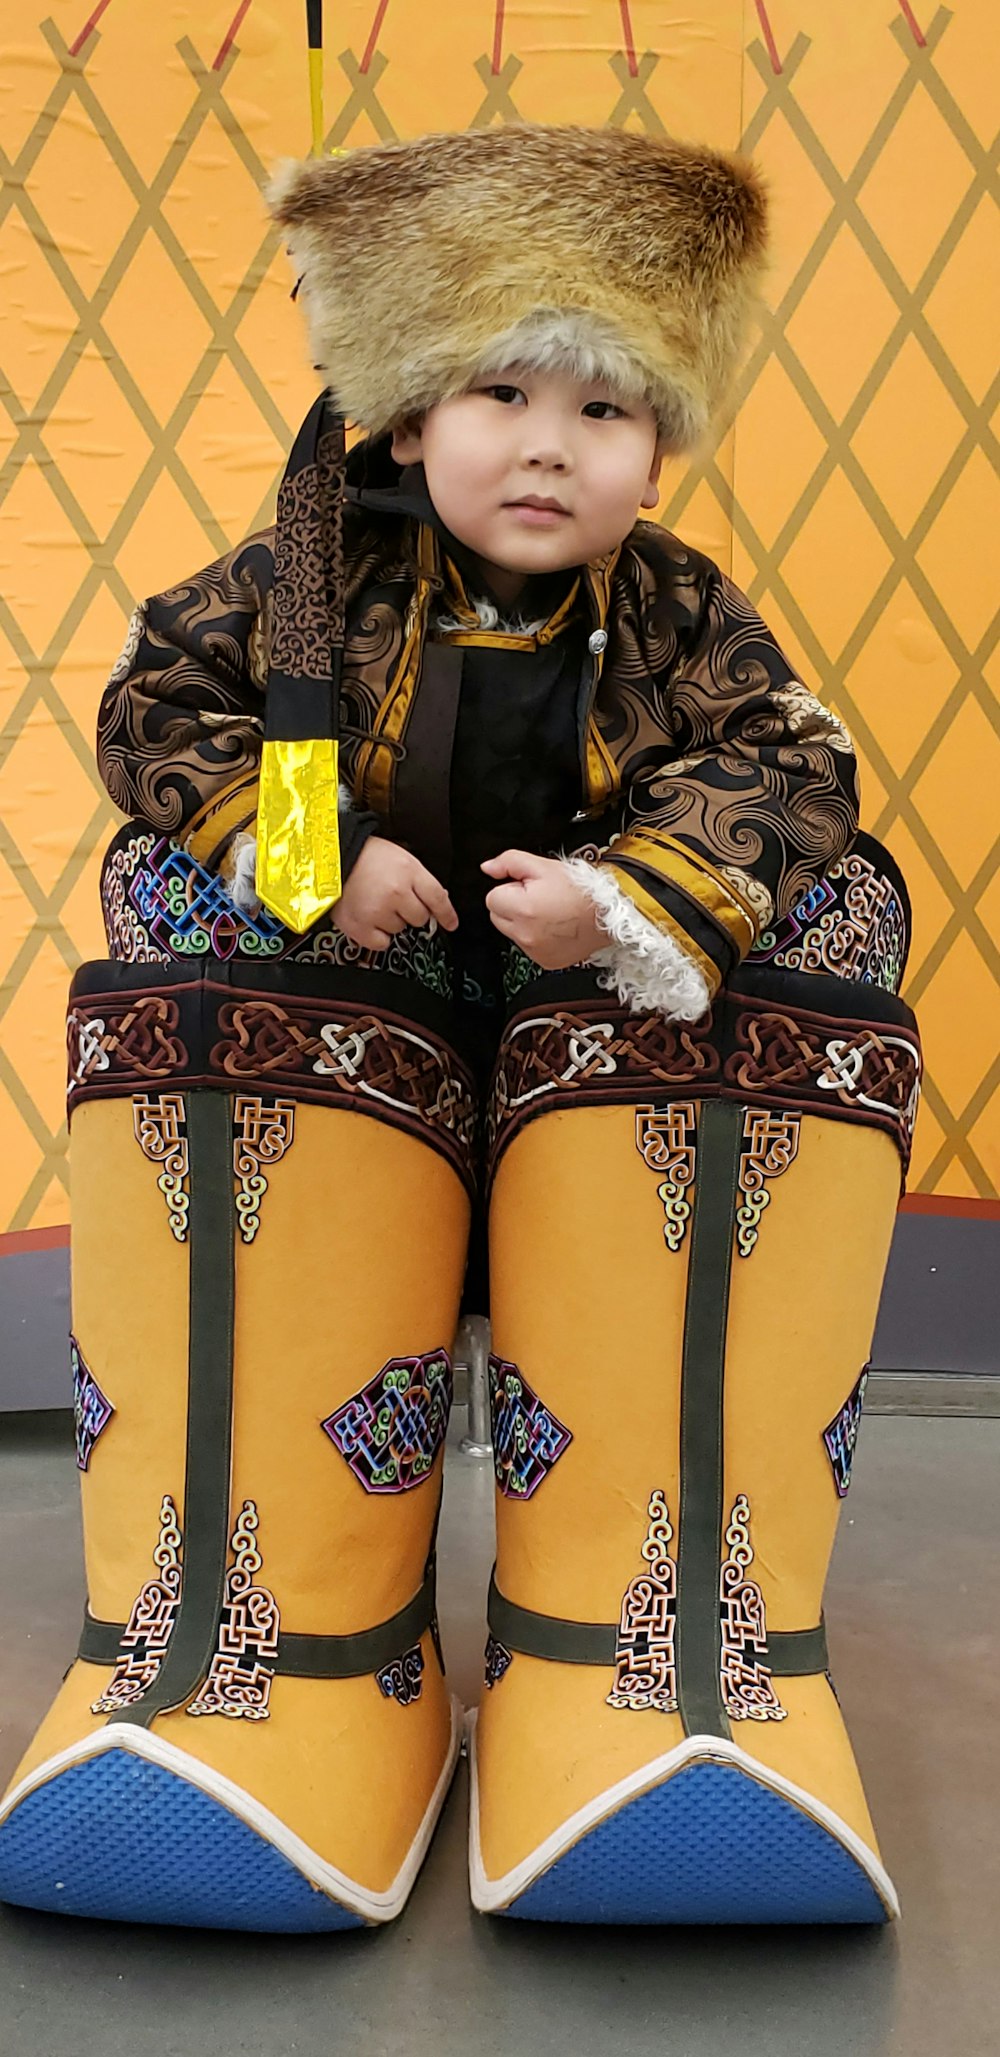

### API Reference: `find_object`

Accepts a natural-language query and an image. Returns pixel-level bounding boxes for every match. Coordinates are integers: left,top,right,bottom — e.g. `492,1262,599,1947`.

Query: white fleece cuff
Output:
227,832,260,917
563,854,713,1022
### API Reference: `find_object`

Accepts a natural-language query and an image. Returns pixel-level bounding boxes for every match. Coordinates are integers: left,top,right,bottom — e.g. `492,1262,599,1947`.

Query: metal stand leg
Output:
455,1313,493,1458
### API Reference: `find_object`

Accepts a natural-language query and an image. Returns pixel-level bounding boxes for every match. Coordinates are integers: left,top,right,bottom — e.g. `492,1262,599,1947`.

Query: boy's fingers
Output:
344,925,392,950
486,892,529,938
396,887,431,928
481,849,546,883
412,864,459,931
486,883,533,924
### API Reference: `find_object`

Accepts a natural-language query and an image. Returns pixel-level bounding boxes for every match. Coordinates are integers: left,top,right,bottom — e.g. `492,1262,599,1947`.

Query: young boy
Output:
320,361,673,988
0,125,919,1934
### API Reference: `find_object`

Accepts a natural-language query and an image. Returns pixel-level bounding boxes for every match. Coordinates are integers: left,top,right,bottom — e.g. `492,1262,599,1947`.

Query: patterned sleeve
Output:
599,562,859,1000
95,532,275,870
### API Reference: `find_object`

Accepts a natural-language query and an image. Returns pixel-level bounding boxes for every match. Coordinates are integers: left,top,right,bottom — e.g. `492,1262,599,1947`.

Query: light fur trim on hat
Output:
267,124,767,447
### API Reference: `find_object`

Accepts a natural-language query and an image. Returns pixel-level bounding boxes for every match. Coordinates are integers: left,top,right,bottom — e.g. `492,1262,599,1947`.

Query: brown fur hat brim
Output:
268,124,768,447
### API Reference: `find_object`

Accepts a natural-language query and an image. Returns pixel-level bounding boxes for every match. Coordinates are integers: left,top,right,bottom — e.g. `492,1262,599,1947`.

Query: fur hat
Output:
267,124,768,450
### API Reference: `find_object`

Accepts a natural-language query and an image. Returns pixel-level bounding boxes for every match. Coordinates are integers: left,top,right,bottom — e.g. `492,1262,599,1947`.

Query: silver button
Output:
588,628,608,655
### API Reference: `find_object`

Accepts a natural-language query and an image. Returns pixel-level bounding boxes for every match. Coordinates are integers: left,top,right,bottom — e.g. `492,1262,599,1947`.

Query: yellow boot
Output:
471,899,919,1923
0,957,473,1930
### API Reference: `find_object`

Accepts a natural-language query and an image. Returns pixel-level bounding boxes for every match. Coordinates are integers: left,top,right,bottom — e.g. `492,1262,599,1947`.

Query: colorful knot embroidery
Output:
823,1366,869,1497
322,1350,453,1493
71,1335,114,1471
488,1357,572,1500
129,838,284,961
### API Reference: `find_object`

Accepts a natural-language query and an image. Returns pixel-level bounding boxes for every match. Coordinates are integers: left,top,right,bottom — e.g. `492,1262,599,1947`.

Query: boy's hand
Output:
336,837,458,951
482,850,605,970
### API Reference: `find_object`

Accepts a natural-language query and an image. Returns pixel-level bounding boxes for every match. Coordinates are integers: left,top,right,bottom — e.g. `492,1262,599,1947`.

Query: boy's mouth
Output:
504,495,572,527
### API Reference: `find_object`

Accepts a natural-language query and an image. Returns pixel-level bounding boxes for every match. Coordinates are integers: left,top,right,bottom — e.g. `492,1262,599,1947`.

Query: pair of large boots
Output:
0,830,919,1928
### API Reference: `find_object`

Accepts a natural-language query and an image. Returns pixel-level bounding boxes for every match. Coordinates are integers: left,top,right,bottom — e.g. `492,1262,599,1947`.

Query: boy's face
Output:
390,366,665,603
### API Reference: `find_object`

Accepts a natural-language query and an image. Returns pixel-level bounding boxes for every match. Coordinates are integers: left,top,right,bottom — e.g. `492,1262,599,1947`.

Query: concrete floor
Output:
0,1411,997,2057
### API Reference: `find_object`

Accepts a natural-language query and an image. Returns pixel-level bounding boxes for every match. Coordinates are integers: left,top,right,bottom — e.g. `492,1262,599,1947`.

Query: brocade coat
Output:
96,432,858,1000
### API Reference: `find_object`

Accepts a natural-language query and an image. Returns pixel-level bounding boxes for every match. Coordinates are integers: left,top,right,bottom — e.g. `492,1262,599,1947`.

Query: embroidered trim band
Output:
488,982,919,1182
80,1568,439,1685
68,972,477,1194
485,1576,827,1679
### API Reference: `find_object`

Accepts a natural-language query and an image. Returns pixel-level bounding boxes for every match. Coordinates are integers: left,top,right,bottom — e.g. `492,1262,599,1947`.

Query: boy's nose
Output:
525,449,570,473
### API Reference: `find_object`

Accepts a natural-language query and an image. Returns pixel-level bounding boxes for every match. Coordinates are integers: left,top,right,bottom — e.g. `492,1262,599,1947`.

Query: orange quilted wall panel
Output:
0,0,997,1233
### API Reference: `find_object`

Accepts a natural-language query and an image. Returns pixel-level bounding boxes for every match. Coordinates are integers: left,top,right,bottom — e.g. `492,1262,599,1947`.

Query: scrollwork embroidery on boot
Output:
635,1104,696,1251
232,1094,296,1243
187,1501,280,1721
719,1494,787,1722
132,1092,189,1241
376,1645,425,1706
607,1490,678,1712
90,1494,182,1713
735,1109,800,1256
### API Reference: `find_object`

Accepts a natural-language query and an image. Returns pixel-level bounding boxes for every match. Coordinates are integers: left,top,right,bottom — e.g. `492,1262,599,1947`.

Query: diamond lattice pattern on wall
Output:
0,1,997,1231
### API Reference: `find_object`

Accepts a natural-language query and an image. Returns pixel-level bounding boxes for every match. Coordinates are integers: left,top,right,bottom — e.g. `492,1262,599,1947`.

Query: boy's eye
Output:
480,386,625,420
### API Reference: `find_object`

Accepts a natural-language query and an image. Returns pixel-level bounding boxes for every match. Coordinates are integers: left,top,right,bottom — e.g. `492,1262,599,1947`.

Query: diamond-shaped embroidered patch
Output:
322,1350,453,1493
71,1335,114,1472
489,1356,572,1500
823,1366,869,1498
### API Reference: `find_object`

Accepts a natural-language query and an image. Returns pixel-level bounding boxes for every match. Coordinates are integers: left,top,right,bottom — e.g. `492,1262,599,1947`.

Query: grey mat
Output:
0,1413,997,2057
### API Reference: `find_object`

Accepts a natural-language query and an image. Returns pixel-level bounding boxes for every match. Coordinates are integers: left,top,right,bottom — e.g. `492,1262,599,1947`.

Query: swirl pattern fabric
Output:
96,429,857,985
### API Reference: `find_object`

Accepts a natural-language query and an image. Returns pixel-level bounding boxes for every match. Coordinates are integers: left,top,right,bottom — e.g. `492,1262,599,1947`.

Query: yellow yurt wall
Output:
0,0,997,1276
